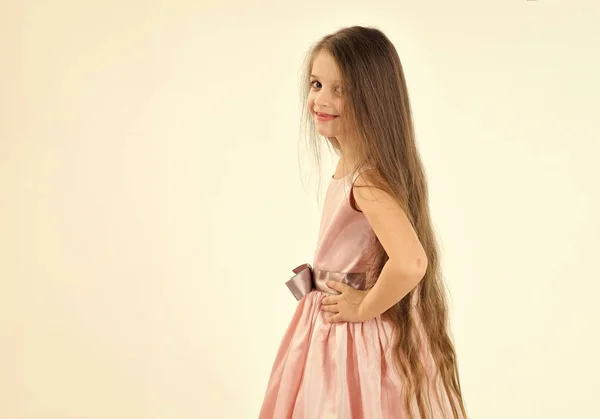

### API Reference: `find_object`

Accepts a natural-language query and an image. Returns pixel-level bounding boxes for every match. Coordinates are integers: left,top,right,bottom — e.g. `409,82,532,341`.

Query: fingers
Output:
325,280,349,293
320,289,349,324
321,304,338,313
321,295,340,305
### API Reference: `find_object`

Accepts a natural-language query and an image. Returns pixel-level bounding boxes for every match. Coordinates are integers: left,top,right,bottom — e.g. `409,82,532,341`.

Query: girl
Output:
259,26,467,419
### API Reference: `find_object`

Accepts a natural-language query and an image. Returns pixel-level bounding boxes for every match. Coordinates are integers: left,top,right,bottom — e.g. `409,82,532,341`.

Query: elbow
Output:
390,255,428,284
415,255,428,280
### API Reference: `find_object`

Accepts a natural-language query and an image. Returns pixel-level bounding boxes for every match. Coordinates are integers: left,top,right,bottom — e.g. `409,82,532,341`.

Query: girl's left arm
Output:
352,175,428,321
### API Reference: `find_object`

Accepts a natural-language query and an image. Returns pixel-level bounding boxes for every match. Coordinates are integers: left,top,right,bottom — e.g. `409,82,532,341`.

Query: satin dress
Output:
259,174,459,419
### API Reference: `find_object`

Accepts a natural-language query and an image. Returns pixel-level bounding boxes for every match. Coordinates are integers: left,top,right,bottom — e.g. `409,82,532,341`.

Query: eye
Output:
310,80,321,89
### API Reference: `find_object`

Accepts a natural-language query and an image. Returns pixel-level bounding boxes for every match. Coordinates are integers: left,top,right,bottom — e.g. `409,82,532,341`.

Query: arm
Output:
352,174,428,320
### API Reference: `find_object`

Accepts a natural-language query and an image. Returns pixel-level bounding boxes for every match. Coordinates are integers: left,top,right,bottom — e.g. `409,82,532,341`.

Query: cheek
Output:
307,96,315,113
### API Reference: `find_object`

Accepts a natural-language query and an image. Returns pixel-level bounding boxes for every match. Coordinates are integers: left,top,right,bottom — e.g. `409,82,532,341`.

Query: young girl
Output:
259,26,467,419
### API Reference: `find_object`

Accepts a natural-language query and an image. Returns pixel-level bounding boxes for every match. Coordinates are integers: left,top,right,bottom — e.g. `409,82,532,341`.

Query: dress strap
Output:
349,166,375,212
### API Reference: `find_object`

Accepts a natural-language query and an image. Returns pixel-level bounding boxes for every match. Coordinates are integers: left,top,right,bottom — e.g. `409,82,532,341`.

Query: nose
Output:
314,89,333,108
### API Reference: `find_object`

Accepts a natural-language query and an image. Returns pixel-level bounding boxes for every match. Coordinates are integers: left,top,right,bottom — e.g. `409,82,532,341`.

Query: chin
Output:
321,131,342,139
315,125,338,137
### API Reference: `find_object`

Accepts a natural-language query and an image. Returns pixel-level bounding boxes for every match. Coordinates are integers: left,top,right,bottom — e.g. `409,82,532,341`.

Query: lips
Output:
315,112,339,122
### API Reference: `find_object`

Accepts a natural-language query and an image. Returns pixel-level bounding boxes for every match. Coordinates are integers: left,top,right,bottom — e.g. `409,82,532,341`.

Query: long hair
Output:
299,26,467,418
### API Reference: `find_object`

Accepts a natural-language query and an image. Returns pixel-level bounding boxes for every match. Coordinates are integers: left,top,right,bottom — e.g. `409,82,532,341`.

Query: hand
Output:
321,281,370,323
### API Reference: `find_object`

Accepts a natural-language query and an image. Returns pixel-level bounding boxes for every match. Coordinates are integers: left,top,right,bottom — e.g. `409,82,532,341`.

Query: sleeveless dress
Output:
258,174,456,419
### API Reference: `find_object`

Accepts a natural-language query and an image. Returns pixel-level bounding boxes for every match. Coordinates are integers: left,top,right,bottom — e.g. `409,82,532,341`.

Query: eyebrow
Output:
310,74,342,83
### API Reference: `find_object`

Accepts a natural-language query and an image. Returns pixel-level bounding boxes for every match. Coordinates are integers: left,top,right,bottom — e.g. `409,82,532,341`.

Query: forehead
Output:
310,50,342,82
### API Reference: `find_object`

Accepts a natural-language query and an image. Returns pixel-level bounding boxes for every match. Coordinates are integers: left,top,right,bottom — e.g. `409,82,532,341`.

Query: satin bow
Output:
285,263,368,301
285,263,314,301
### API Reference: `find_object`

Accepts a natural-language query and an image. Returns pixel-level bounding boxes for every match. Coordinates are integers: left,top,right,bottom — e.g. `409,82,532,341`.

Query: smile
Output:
315,112,339,121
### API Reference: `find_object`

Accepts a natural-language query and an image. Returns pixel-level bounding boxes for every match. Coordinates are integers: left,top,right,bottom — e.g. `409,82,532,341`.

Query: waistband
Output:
285,263,368,301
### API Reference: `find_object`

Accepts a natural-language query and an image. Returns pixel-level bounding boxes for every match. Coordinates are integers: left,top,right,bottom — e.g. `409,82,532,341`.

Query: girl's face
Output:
307,50,347,140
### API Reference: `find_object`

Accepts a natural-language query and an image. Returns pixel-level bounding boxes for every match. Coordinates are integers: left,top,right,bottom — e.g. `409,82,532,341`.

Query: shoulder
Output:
351,169,397,213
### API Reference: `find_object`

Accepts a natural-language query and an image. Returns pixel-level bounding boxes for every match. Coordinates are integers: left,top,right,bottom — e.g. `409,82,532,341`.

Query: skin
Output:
309,50,428,323
307,50,348,141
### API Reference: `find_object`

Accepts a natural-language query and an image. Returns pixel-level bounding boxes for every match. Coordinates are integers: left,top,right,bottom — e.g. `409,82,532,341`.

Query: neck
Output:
335,155,359,179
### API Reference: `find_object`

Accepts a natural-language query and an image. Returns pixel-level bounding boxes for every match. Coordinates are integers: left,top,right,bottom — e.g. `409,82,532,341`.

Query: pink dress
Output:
259,174,455,419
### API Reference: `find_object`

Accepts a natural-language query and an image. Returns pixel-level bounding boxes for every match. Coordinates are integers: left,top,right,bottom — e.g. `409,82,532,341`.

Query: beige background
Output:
2,1,599,418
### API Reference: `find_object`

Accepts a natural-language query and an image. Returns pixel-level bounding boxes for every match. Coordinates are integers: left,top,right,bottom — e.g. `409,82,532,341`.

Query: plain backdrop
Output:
1,1,599,418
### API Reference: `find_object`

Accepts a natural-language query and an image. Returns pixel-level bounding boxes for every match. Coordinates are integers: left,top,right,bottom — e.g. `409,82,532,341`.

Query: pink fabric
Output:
259,176,457,418
313,178,375,274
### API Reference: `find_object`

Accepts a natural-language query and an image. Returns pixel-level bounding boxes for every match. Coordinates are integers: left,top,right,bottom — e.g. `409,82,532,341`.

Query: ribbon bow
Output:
285,263,314,301
284,263,367,301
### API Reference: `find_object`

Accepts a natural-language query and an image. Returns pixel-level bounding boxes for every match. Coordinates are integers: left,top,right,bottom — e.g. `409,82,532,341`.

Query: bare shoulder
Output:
352,170,397,212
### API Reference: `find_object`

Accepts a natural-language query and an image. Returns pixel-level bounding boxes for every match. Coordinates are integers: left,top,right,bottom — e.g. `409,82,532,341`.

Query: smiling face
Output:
307,50,348,140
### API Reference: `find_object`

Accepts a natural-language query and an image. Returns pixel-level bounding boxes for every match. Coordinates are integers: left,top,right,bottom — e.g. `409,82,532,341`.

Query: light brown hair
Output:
299,26,467,418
